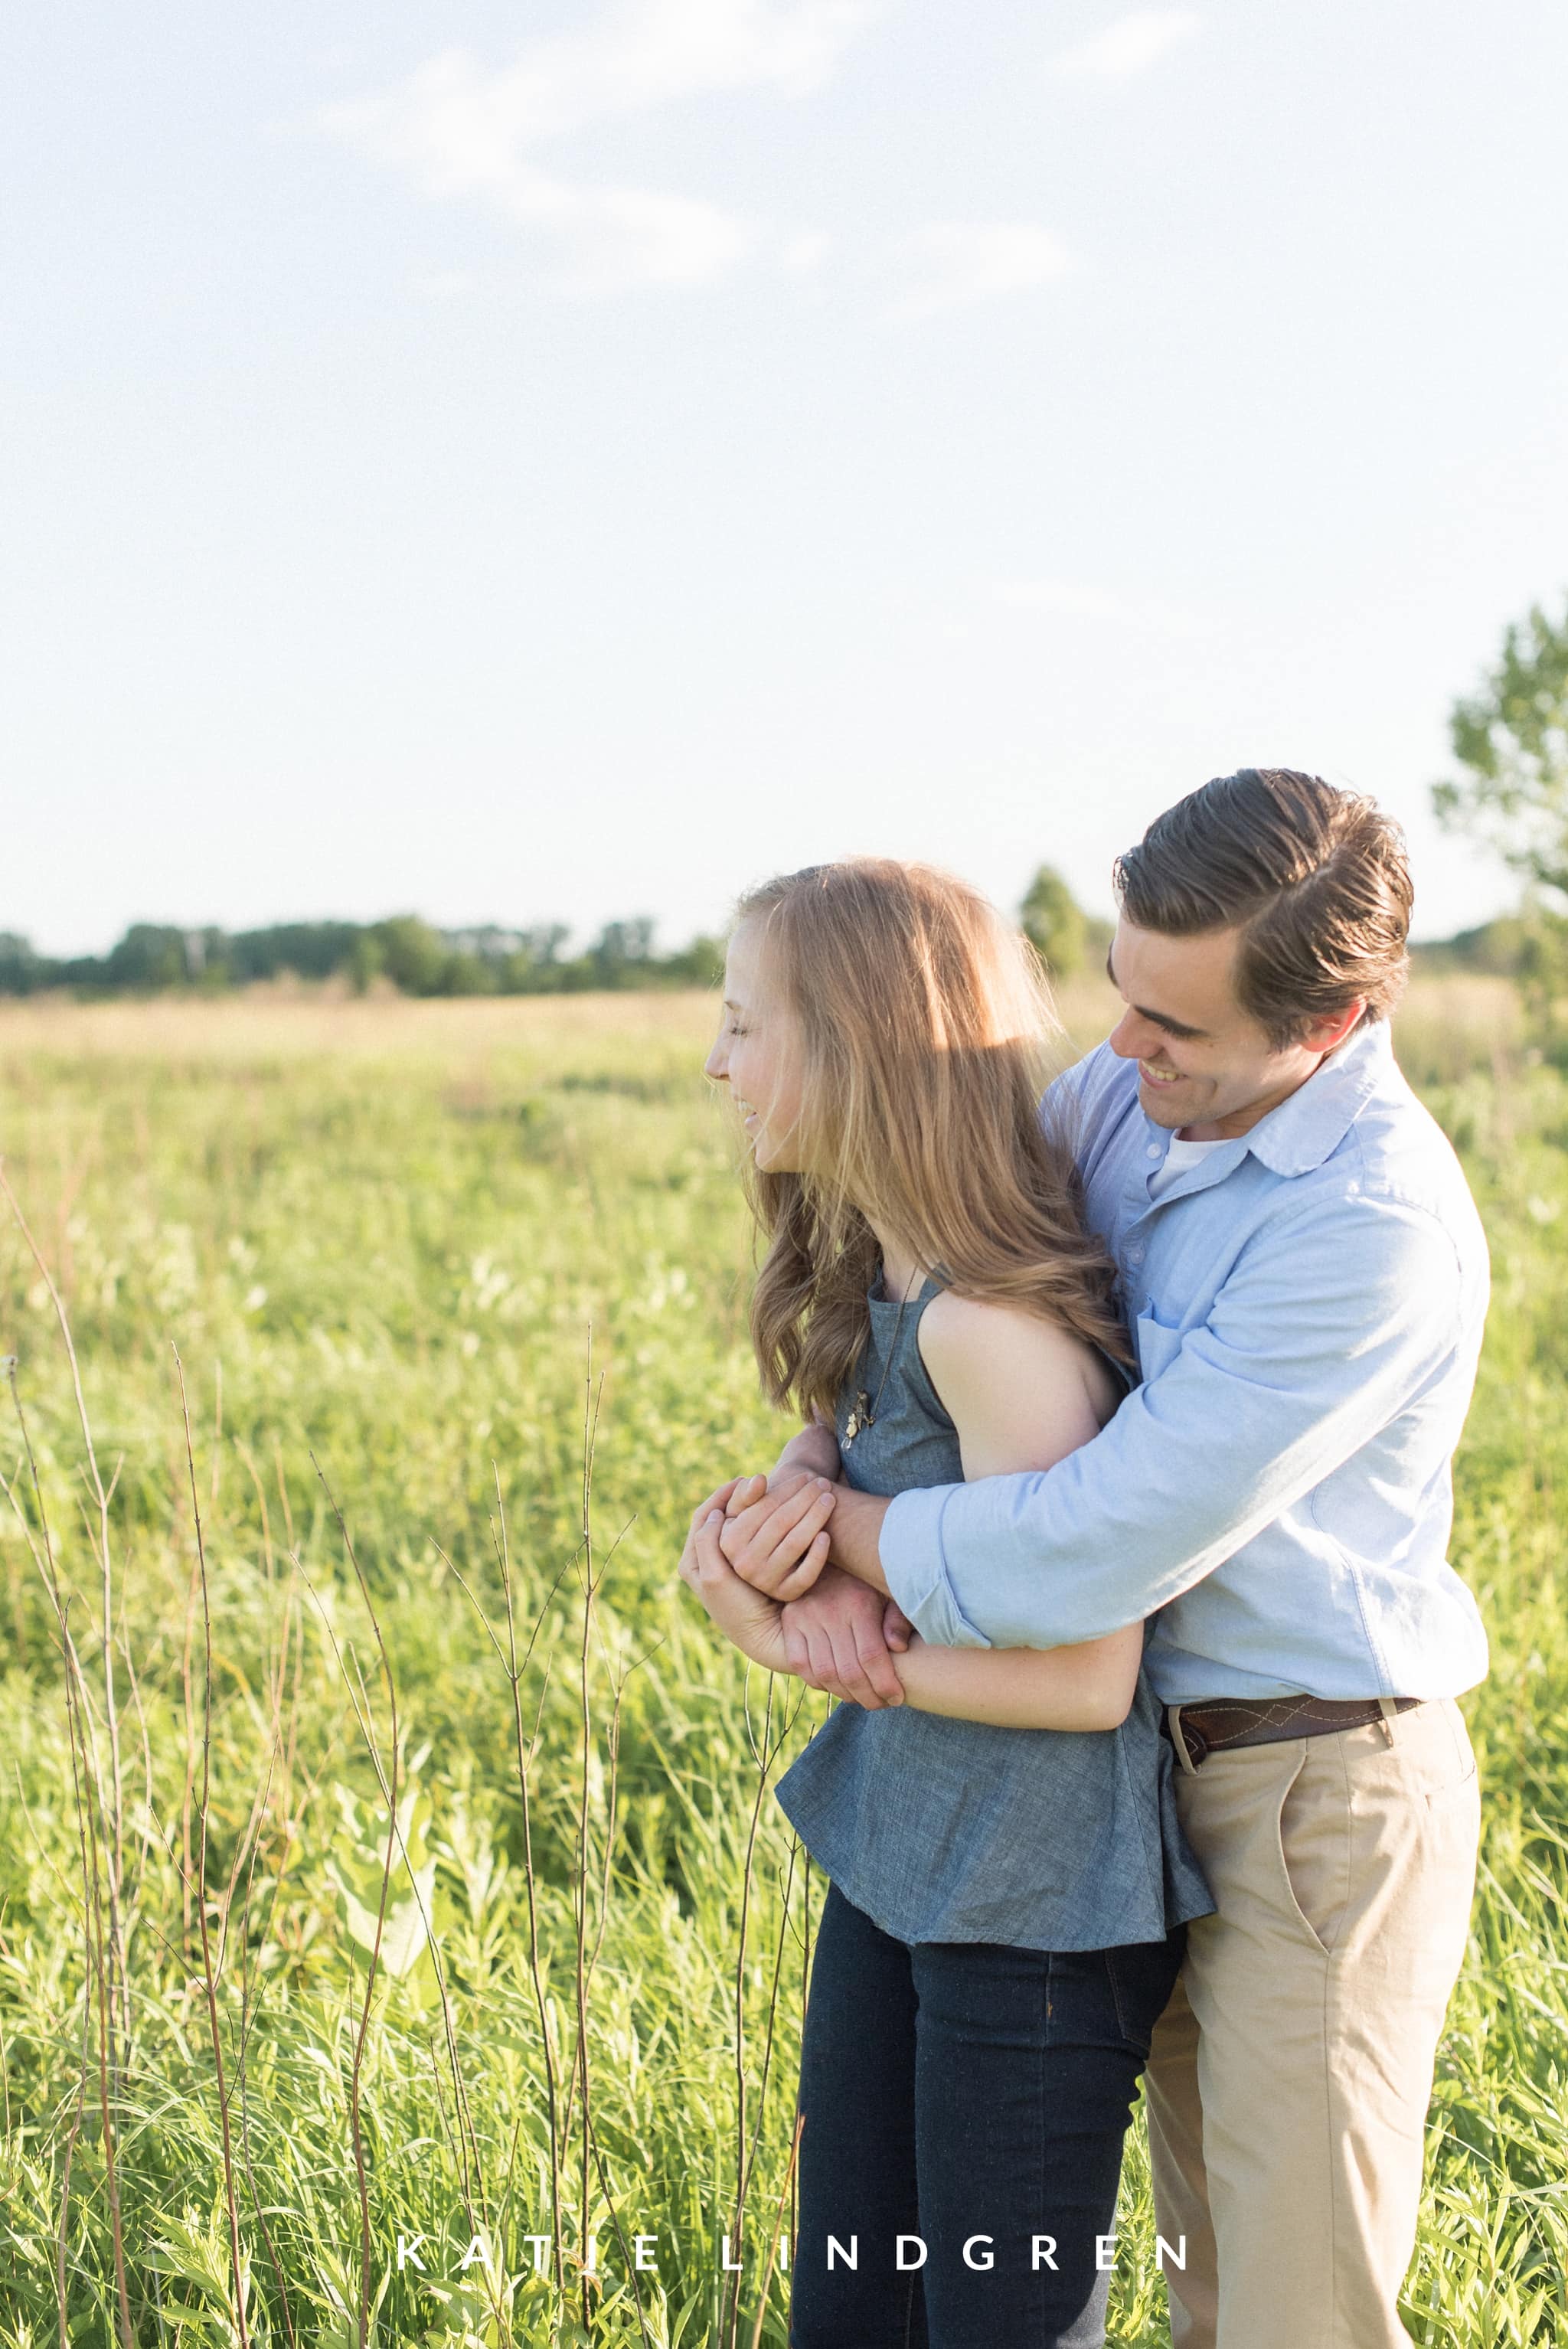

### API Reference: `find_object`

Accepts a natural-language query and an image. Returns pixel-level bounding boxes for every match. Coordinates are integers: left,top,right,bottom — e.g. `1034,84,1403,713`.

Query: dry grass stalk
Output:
2,1208,136,2348
722,1678,807,2349
295,1501,403,2349
747,2112,805,2349
174,1346,252,2348
0,1168,129,2044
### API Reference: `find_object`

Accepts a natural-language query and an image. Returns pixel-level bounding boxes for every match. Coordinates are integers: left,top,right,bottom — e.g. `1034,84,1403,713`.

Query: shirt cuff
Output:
880,1486,995,1649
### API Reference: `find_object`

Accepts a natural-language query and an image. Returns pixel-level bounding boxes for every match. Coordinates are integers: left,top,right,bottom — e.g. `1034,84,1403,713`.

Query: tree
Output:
590,917,656,987
1019,865,1087,978
102,923,191,991
1433,596,1568,900
0,933,46,994
228,922,364,983
366,916,451,995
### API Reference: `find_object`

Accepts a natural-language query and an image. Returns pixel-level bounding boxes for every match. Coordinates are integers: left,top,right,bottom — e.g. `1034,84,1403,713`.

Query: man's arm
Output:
684,1506,1142,1730
860,1192,1473,1650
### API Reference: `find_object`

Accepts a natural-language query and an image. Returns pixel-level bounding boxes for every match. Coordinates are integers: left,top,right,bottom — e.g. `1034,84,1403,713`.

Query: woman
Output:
678,859,1211,2348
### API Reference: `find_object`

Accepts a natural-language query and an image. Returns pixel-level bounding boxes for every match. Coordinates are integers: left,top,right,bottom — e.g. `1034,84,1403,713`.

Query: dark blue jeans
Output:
790,1883,1184,2349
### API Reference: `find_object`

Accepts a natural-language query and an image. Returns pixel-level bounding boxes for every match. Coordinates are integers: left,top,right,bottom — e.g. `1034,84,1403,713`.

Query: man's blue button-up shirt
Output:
880,1018,1491,1704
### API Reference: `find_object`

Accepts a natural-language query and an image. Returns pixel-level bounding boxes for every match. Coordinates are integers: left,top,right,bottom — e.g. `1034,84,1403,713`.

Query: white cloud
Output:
1051,10,1201,80
780,230,831,272
322,0,885,291
884,224,1073,321
502,175,749,292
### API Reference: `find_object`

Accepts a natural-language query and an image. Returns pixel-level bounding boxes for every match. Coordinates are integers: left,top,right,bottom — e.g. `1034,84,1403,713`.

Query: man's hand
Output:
718,1469,837,1599
781,1565,916,1707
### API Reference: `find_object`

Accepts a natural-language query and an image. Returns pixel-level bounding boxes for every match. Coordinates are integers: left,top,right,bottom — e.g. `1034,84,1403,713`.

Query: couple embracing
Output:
678,768,1487,2349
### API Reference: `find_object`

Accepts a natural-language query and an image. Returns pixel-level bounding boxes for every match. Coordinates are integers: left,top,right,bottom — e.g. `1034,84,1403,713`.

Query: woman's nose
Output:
704,1039,729,1081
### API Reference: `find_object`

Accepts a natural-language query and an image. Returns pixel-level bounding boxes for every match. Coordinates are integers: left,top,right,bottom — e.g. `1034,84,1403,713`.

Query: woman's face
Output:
704,917,809,1173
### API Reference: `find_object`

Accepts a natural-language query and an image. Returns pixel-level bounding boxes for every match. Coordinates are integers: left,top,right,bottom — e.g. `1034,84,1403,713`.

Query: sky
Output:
5,0,1567,956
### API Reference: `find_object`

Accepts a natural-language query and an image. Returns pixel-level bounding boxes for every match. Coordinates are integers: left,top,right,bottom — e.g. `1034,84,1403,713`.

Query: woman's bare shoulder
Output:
918,1290,1121,1428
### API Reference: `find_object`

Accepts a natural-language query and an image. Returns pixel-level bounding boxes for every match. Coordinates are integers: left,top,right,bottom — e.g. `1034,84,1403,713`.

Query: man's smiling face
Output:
1106,916,1363,1139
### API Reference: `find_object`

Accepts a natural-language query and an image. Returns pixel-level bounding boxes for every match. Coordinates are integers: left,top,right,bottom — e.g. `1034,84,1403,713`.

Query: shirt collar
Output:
1239,1018,1390,1178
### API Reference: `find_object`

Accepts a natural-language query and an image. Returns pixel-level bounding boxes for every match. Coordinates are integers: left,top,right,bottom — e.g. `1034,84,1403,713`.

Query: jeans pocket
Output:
1104,1929,1186,2056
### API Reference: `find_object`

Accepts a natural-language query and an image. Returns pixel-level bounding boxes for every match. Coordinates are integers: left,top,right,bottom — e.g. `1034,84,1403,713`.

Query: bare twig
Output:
724,1674,796,2349
747,2113,805,2349
305,1462,407,2349
174,1346,251,2349
573,1357,605,2336
235,1733,299,2349
0,1167,129,2051
5,1354,134,2349
488,1474,566,2293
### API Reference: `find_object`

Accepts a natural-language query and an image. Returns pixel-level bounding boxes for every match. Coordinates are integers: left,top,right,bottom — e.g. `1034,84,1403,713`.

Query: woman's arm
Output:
770,1410,841,1485
887,1627,1139,1730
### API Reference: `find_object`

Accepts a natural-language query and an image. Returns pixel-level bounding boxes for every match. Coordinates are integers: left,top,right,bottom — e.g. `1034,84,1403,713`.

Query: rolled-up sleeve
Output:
880,1190,1470,1649
877,1485,996,1646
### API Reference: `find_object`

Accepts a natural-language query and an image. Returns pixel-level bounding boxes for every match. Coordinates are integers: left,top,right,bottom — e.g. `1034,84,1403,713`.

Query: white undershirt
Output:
1148,1133,1228,1201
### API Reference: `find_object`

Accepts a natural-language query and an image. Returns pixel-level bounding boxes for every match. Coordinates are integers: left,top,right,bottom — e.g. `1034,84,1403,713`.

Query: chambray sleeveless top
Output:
774,1275,1214,1951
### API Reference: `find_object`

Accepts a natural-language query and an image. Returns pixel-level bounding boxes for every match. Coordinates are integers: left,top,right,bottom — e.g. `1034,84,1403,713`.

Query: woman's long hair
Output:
731,859,1129,1420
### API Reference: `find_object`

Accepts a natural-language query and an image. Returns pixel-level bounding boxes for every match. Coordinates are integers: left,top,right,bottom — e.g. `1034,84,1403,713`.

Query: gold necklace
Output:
843,1266,923,1451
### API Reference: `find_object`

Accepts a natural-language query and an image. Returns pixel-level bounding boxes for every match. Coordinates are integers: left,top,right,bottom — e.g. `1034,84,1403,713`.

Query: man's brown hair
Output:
1113,768,1413,1047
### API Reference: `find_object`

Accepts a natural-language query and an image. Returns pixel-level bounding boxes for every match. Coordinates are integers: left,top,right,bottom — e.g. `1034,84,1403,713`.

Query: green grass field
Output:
0,977,1563,2347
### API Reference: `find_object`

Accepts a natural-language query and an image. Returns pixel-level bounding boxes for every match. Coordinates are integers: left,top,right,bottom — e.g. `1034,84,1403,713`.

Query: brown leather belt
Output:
1162,1694,1422,1772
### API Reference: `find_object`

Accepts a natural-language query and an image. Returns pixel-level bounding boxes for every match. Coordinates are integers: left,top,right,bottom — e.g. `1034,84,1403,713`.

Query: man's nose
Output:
1108,1009,1146,1061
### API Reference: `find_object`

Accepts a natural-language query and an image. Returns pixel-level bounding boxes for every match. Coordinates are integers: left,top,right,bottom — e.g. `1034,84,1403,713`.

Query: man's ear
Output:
1302,998,1367,1054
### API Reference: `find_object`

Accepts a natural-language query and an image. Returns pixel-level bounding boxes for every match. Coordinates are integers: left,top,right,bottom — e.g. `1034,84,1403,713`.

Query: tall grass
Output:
0,978,1561,2345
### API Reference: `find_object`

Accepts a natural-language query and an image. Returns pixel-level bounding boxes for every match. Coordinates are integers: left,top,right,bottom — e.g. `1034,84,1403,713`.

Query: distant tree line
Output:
5,786,1544,1007
0,914,724,1000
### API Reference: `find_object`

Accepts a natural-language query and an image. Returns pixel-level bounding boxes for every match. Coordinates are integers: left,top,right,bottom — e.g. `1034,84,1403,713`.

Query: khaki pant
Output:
1145,1697,1481,2349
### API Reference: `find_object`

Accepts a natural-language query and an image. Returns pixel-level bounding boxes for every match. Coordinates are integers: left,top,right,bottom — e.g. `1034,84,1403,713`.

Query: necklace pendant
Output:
843,1391,874,1449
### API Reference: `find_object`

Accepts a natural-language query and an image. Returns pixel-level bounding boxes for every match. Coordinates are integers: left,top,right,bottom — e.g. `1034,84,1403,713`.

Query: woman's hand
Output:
717,1469,837,1599
678,1498,792,1674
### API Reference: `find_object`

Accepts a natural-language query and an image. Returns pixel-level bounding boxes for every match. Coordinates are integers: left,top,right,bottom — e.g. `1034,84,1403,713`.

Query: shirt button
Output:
1127,1246,1145,1265
1147,1144,1161,1158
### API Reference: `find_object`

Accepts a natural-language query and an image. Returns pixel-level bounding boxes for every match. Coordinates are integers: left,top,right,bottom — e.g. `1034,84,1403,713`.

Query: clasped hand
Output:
676,1468,913,1707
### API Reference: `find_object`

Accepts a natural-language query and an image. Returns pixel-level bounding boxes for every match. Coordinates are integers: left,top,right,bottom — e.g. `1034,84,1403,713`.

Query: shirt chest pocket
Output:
1134,1305,1184,1385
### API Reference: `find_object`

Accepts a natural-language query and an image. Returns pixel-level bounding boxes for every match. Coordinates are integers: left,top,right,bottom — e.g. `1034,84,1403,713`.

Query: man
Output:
720,769,1488,2349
